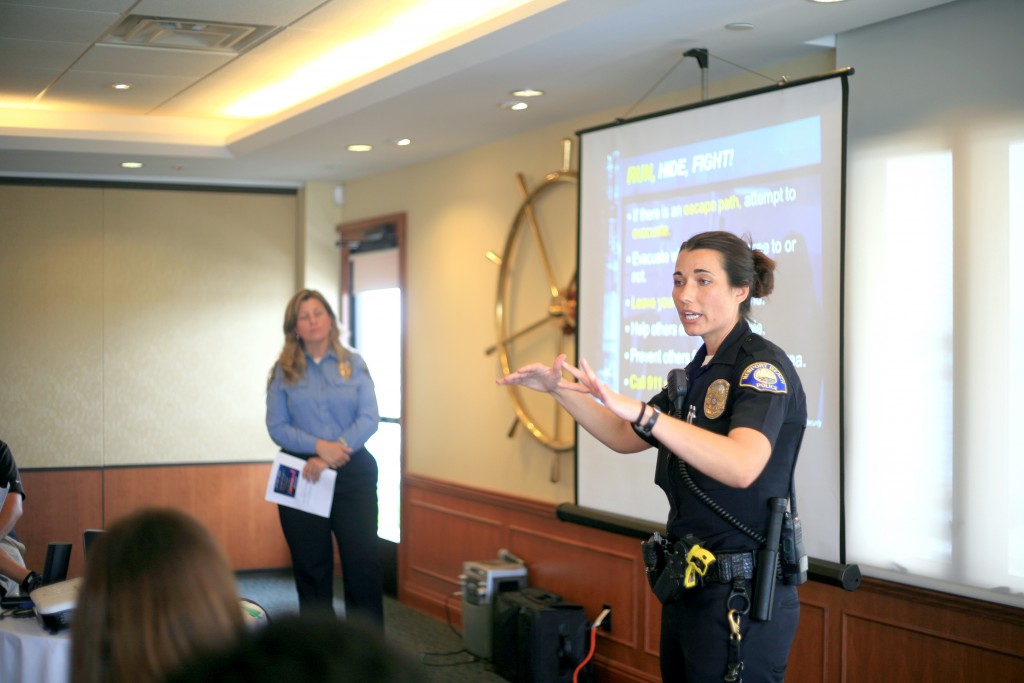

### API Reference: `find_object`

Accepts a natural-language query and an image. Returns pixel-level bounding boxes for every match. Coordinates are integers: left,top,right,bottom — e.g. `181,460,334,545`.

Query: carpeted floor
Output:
235,569,508,683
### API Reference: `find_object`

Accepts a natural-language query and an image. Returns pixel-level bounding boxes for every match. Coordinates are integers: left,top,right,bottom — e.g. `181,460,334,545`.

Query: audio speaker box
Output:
493,588,589,683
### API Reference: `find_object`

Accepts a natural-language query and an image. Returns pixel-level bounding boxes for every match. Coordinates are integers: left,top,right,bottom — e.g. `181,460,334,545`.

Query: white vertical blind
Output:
845,151,953,577
1008,142,1024,582
840,0,1023,607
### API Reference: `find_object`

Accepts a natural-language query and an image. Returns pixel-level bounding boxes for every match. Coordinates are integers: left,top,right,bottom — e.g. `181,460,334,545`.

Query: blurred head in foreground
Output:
165,612,427,683
71,507,245,683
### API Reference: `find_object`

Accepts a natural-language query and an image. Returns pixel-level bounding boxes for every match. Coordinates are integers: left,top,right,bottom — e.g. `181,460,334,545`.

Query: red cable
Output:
572,624,598,683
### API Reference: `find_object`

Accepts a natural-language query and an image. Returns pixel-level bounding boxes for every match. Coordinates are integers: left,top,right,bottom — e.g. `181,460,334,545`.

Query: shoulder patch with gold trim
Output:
738,362,788,394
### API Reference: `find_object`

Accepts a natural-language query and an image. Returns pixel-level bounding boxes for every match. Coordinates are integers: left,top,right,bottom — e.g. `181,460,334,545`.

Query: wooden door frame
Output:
336,213,407,596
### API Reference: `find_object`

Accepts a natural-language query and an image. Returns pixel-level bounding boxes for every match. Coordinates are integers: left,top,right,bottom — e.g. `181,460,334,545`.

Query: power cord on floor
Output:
572,607,611,683
419,590,481,668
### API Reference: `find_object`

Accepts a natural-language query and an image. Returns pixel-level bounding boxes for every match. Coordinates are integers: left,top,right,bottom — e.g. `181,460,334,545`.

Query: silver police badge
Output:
704,379,730,419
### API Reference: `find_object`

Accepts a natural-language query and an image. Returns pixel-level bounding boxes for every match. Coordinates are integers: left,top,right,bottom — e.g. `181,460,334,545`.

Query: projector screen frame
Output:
568,68,854,574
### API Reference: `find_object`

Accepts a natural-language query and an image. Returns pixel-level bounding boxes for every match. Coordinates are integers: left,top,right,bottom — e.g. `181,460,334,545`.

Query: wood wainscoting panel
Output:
506,524,640,649
838,577,1024,682
402,474,664,682
18,468,103,578
400,474,1024,683
843,612,1024,681
788,597,828,683
403,497,504,600
643,588,662,658
17,463,291,576
101,462,290,570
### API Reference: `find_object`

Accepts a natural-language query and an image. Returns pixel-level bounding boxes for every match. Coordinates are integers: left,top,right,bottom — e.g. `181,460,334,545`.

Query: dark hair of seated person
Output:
164,613,427,683
70,508,246,683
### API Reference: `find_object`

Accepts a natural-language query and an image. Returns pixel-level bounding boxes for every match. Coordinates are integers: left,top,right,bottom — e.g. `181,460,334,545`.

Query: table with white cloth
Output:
0,613,70,683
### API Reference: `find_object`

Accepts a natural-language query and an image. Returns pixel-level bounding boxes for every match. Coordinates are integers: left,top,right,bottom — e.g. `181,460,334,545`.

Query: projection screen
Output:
574,72,849,563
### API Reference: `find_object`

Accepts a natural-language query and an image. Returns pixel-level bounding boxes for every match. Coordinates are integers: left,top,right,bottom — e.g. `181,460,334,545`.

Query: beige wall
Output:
298,181,345,315
0,186,297,468
342,52,835,503
1,186,105,466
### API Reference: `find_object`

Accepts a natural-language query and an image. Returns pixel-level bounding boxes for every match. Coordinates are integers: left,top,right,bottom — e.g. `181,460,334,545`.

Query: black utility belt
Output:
642,533,761,604
703,551,755,584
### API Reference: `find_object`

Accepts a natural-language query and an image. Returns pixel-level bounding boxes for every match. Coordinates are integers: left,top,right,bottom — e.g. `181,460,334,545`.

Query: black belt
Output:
703,551,755,584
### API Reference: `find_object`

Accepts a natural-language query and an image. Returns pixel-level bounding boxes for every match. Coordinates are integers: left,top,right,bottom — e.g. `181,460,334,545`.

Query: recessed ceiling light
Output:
392,138,412,146
725,22,754,31
499,101,528,111
121,161,143,169
511,88,543,97
111,83,133,90
347,144,373,152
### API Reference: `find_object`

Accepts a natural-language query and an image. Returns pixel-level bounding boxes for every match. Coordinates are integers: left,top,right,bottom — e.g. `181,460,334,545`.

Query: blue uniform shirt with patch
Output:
266,349,380,456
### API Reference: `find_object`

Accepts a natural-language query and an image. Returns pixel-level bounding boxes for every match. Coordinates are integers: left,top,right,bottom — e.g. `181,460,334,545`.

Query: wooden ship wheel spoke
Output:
487,140,578,481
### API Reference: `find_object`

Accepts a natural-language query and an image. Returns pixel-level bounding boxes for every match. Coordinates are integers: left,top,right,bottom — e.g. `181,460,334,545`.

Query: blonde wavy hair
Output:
270,289,351,387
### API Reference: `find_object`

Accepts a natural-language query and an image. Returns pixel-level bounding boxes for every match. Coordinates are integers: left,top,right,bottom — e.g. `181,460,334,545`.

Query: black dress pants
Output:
278,448,384,627
659,580,799,682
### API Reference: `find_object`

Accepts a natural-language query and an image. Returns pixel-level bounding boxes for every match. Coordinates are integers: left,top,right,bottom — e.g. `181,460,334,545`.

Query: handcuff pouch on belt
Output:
642,532,717,604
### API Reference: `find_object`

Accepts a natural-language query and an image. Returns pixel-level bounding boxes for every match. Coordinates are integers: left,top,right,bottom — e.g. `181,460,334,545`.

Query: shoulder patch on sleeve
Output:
738,362,788,394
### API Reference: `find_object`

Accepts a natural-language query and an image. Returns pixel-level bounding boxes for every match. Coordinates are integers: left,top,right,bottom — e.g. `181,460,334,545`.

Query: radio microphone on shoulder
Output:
666,369,687,418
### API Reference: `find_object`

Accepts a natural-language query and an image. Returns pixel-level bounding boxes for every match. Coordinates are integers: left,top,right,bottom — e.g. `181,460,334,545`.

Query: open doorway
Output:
337,214,405,597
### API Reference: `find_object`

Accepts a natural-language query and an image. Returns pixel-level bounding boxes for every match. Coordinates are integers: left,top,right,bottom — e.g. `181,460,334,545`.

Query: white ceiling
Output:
0,0,956,188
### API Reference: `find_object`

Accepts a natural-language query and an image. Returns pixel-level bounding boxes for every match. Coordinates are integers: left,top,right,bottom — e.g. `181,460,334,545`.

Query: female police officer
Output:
266,289,383,627
497,230,806,682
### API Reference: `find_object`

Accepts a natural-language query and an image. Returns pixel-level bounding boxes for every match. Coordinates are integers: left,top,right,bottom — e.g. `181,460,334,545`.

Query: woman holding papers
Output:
266,289,382,626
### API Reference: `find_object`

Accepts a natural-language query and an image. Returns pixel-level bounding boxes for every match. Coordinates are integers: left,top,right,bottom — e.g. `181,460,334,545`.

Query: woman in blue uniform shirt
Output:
266,289,383,626
498,231,806,682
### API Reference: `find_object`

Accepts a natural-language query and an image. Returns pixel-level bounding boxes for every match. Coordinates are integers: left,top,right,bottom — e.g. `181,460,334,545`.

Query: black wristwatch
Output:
635,405,661,437
20,571,42,595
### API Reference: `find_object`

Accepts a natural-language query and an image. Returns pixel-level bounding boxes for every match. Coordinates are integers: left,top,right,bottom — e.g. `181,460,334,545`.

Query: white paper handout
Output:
265,452,336,518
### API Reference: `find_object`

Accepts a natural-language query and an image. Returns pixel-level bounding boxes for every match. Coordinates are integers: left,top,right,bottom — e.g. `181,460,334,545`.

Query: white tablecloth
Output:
0,615,70,683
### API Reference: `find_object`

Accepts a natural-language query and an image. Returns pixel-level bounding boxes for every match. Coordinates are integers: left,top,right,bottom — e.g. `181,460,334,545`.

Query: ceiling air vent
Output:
101,15,278,54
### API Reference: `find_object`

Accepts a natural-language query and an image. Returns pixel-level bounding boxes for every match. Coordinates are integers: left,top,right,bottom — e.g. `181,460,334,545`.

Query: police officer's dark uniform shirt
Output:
0,441,24,499
641,320,807,552
0,440,25,540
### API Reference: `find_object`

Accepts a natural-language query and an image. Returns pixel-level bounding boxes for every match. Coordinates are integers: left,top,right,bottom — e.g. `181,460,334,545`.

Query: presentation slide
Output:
575,75,847,563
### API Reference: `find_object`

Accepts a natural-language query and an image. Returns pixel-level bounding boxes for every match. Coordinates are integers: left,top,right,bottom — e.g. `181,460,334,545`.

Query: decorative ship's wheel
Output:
487,140,578,481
